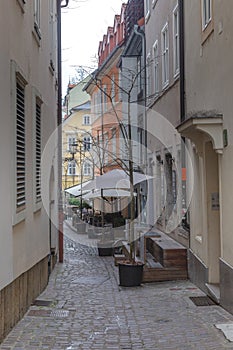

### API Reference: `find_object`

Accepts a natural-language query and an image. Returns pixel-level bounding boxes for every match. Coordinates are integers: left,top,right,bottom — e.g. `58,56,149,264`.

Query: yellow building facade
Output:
62,78,92,190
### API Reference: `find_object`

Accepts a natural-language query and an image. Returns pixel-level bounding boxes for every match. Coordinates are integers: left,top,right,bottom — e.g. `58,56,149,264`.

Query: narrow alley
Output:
1,222,233,350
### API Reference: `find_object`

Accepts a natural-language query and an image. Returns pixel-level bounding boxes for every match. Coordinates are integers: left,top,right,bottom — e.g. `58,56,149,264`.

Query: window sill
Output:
201,20,214,45
145,11,151,23
34,200,42,213
32,23,41,46
13,208,26,226
152,0,158,8
49,60,55,76
162,81,169,91
173,69,180,80
16,0,26,13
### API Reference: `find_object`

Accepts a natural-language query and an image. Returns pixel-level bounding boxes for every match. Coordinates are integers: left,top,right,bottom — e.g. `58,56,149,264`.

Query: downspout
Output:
134,25,147,168
57,0,69,263
179,0,185,122
178,0,190,239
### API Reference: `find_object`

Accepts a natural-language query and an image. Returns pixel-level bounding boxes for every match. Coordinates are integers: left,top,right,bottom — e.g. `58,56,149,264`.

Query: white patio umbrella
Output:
64,179,96,197
82,188,136,200
95,169,153,190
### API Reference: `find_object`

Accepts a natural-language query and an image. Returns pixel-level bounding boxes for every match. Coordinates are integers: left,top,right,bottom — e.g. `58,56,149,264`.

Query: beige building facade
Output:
0,0,59,341
177,0,233,312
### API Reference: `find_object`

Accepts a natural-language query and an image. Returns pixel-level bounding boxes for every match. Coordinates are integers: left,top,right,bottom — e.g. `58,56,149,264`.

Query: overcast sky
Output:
61,0,124,96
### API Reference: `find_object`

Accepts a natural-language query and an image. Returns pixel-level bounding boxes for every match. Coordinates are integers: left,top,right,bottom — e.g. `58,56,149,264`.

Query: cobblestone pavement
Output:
2,222,233,350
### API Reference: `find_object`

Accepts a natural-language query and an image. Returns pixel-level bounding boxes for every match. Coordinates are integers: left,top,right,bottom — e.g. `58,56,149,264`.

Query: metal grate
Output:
32,299,54,307
28,310,51,317
189,296,216,306
50,310,70,318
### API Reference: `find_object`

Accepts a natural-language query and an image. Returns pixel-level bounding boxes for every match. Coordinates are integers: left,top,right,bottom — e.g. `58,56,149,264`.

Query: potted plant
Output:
117,159,144,287
118,219,144,287
97,227,114,256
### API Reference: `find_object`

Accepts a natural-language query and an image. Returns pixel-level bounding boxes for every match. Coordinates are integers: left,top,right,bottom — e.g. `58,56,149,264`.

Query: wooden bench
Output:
143,232,188,282
146,234,187,268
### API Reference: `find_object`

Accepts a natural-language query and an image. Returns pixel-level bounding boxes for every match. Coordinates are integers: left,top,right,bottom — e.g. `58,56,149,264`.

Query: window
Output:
32,88,42,212
83,136,91,151
16,79,26,211
83,162,92,176
34,0,41,39
68,161,76,175
111,75,115,103
146,53,151,98
103,85,107,112
67,136,76,152
202,0,211,29
173,5,179,76
137,56,142,94
11,61,28,225
111,128,117,158
35,99,42,203
49,0,55,74
83,115,90,125
161,23,169,87
145,0,150,19
153,40,159,94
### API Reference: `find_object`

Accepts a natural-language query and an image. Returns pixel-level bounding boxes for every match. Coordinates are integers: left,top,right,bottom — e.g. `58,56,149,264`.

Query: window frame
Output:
67,135,76,152
145,0,151,22
146,52,151,98
161,22,169,88
111,75,115,104
202,0,212,30
32,87,43,212
173,4,180,77
83,162,92,176
83,136,91,151
33,0,41,42
83,114,91,125
17,0,26,13
11,60,28,225
153,40,159,95
67,161,76,176
201,0,214,44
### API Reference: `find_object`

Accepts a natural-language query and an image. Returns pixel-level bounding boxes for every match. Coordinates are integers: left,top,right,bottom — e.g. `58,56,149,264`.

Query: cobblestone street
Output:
1,222,233,350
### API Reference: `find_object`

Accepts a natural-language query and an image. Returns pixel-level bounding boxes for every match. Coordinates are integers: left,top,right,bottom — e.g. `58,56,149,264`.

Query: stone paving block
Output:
2,225,233,349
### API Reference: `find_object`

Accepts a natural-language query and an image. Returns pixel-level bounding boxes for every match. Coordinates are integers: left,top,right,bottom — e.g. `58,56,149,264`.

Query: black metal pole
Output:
179,0,185,122
57,0,69,263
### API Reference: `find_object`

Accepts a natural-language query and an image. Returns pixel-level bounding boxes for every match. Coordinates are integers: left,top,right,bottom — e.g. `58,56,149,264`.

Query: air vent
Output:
189,296,216,306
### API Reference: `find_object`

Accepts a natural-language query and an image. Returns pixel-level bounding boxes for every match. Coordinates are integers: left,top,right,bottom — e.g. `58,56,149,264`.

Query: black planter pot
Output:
97,242,114,256
118,262,144,287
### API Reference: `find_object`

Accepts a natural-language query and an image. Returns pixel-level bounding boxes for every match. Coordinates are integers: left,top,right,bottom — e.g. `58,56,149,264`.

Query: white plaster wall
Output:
0,0,58,289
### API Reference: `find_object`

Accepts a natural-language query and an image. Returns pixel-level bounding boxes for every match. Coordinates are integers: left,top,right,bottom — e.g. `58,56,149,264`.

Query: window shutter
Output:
35,102,41,202
16,81,26,209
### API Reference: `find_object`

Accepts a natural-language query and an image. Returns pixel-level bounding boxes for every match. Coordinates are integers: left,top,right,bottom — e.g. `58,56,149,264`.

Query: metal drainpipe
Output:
57,0,69,263
179,0,185,122
134,25,147,170
178,0,190,240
